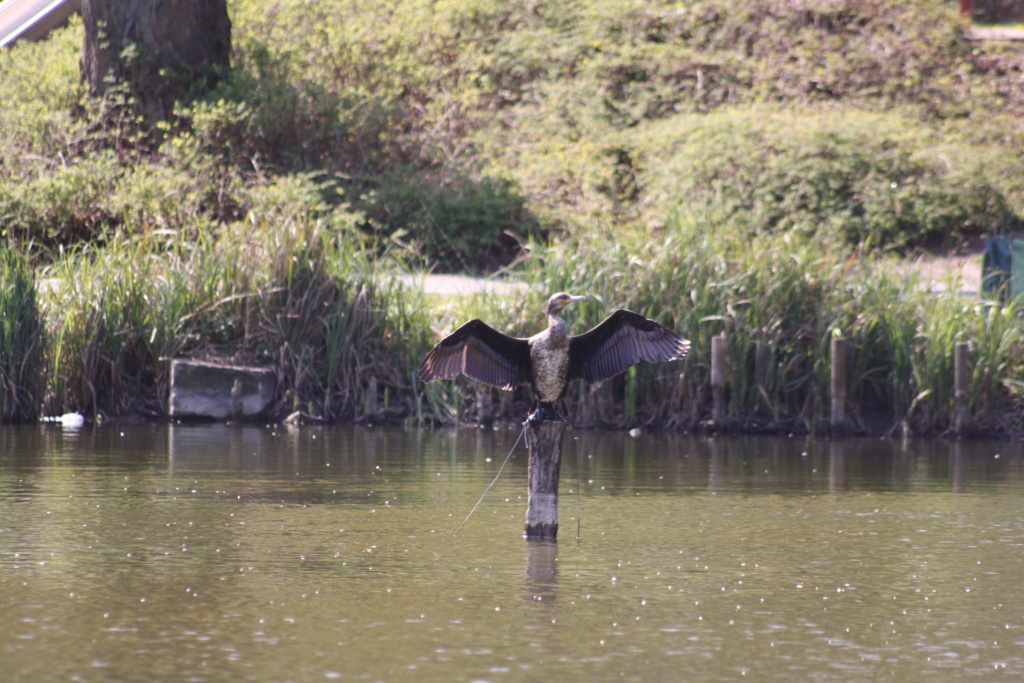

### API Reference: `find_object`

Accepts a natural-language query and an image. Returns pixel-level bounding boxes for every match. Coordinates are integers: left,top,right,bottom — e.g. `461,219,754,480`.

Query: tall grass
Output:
503,213,1024,434
34,198,429,422
6,208,1024,435
0,248,45,422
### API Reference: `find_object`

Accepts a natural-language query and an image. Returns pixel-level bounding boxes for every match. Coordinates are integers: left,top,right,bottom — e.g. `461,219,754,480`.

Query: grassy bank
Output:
421,214,1024,436
31,212,434,423
9,210,1022,436
2,0,1024,434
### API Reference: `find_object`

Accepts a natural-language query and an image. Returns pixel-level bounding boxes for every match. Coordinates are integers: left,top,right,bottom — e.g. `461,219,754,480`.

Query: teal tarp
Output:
982,237,1024,301
1014,239,1024,302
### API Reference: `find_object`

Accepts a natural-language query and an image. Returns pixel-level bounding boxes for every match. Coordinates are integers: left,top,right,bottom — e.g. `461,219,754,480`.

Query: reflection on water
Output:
1,424,1023,681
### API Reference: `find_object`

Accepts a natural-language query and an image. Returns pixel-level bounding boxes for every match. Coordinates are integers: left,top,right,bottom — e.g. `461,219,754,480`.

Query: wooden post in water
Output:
954,341,969,436
366,375,378,419
711,334,727,425
830,337,846,432
524,420,568,539
476,386,494,429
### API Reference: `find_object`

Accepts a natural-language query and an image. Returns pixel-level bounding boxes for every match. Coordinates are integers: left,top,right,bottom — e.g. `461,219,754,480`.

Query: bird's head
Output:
546,292,587,315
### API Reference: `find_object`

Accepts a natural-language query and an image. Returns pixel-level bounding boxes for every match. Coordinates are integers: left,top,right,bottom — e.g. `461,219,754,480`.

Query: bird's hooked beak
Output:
559,294,587,312
547,292,588,315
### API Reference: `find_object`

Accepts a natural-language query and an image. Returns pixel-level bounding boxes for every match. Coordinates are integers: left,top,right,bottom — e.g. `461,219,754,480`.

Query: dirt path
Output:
408,247,986,300
903,246,983,294
403,273,530,297
412,245,987,299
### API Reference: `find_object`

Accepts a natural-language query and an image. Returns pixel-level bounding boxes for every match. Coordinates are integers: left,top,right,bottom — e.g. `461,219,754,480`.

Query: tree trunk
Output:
81,0,231,125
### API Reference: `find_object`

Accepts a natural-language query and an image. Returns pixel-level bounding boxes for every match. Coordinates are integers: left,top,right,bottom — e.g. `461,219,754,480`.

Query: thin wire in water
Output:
453,424,527,536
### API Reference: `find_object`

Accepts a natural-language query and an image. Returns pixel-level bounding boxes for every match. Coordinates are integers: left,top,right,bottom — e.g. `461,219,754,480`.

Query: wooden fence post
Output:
476,386,494,428
954,341,969,436
831,337,846,431
711,334,727,425
524,420,567,539
366,375,378,419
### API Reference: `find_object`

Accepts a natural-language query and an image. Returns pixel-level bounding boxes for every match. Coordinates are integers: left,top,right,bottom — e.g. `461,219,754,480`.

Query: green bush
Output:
0,18,82,155
359,170,536,271
628,108,1024,249
0,152,123,246
5,1,1024,264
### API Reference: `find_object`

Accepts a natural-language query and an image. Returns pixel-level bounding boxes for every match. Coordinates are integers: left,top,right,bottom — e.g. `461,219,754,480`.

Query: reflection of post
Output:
829,441,845,493
476,386,493,429
524,538,559,603
954,342,969,436
830,337,846,433
525,421,567,538
708,438,725,494
952,440,966,493
366,375,378,419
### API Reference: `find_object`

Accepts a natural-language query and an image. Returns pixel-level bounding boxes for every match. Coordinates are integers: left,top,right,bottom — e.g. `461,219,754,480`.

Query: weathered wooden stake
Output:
476,386,494,428
524,420,568,539
830,337,846,431
954,341,969,436
366,375,379,419
711,334,727,425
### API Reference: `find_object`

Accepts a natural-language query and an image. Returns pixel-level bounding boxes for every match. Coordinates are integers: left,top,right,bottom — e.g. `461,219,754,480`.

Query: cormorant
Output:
417,292,691,423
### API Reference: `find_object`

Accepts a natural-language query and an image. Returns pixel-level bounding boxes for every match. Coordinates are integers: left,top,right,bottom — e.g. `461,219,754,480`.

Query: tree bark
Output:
81,0,231,125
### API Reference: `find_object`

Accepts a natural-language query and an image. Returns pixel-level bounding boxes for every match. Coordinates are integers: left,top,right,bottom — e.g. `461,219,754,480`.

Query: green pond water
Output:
1,424,1023,681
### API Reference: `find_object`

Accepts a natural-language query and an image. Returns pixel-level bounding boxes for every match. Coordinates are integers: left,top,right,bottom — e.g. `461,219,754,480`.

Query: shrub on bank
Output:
628,108,1024,249
4,2,1024,263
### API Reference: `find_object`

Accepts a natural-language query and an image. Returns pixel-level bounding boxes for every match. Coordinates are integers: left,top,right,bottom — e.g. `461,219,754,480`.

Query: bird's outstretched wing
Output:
568,309,690,384
417,320,531,391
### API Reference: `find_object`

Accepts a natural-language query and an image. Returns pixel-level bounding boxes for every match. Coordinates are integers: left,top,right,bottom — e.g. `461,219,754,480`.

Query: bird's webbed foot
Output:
525,403,567,425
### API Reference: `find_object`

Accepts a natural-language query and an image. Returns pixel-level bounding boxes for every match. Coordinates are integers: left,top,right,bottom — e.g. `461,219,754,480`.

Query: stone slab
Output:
169,360,276,420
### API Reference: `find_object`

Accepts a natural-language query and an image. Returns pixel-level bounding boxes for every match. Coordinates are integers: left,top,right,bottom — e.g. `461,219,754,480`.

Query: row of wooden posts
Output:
523,335,974,540
711,334,972,435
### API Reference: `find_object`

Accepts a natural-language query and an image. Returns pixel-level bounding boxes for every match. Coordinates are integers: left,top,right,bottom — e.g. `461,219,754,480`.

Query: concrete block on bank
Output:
169,360,276,420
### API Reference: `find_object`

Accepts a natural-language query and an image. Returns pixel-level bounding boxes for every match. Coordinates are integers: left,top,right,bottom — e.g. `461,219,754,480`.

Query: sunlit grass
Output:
5,212,1022,434
0,248,45,422
509,213,1024,434
32,216,424,422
